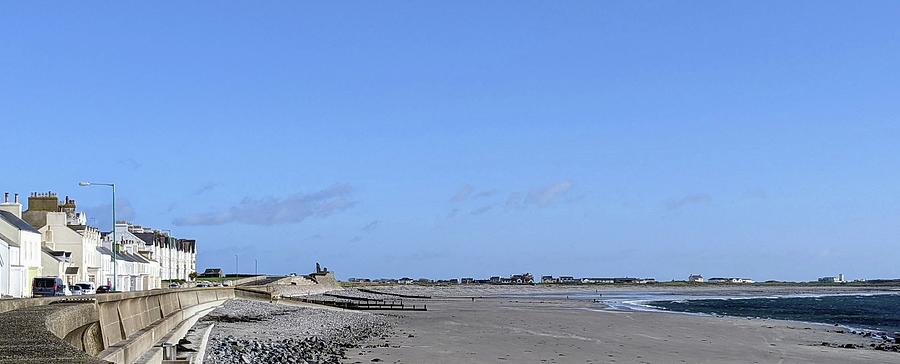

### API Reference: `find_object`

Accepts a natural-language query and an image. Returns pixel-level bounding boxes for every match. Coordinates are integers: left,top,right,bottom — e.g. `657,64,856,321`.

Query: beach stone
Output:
199,299,392,364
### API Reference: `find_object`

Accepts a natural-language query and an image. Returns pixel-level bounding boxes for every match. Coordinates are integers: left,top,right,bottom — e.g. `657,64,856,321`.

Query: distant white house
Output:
708,277,754,284
688,274,704,283
581,278,615,284
818,274,845,283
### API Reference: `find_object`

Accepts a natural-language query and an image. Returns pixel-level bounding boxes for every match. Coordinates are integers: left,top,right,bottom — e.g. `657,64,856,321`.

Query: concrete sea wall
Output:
0,287,238,364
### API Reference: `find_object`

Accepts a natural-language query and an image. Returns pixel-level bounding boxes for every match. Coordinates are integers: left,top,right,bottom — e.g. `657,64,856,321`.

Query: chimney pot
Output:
15,193,19,204
3,192,8,203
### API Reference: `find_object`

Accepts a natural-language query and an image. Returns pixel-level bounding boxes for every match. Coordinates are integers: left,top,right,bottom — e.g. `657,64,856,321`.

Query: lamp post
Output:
162,229,173,283
79,182,117,291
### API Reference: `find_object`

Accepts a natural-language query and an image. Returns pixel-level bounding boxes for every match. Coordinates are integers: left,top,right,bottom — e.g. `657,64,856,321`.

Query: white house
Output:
101,223,159,291
130,225,196,282
23,193,103,287
0,232,12,297
0,193,43,297
708,277,755,284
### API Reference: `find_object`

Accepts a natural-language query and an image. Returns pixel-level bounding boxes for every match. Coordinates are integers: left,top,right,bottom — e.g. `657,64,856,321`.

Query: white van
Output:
74,282,96,295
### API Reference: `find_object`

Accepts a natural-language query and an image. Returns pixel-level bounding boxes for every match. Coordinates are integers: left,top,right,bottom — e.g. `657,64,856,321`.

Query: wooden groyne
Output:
357,288,431,299
289,297,427,311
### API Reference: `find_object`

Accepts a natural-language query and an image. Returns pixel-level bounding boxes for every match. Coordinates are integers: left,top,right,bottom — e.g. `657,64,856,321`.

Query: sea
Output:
648,293,900,335
504,290,900,336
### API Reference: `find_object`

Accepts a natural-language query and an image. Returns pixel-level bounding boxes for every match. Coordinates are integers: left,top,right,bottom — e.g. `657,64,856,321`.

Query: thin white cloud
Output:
470,205,494,215
192,182,219,196
664,193,711,211
173,184,356,226
361,220,380,232
450,184,475,202
526,180,574,207
506,181,574,210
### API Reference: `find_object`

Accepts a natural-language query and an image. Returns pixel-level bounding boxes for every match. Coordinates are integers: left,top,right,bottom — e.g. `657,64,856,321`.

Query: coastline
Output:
341,285,900,363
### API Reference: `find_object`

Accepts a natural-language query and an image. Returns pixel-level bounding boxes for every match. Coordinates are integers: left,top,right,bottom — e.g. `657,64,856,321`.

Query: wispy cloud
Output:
742,188,768,200
192,182,219,196
527,180,574,207
472,189,497,199
361,220,380,232
450,185,475,202
506,181,574,209
173,184,356,226
664,193,711,211
117,158,142,170
451,185,497,203
348,236,363,243
304,234,323,241
470,205,494,215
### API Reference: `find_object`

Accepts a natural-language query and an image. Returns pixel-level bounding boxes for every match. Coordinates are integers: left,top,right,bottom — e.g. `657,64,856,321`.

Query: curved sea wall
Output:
0,287,237,364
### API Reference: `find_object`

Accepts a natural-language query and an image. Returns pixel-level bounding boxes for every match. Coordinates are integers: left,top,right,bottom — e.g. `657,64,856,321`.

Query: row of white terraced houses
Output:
0,191,196,298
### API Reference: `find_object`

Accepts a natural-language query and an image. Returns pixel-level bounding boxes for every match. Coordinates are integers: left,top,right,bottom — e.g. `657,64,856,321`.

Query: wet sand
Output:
343,292,898,364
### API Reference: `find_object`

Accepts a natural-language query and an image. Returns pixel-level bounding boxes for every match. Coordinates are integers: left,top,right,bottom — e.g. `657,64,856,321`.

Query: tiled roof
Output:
0,210,40,234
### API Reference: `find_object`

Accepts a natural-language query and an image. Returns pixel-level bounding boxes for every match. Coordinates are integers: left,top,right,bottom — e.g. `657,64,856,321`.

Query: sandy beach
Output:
342,286,899,364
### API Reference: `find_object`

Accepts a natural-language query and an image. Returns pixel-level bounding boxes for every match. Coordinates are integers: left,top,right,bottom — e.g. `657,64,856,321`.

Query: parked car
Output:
68,285,83,295
168,282,180,289
32,277,66,297
74,282,96,295
95,285,111,294
196,282,211,288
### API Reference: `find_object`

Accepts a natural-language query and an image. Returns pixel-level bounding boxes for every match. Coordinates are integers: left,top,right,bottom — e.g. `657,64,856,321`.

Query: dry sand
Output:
343,287,899,364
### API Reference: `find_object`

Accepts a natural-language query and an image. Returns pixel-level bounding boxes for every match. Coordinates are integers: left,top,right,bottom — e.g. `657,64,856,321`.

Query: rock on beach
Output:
201,299,392,364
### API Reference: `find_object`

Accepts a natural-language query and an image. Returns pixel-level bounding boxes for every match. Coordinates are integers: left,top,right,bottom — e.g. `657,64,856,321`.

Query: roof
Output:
97,246,114,256
41,246,70,262
0,232,17,247
132,232,156,245
0,210,40,234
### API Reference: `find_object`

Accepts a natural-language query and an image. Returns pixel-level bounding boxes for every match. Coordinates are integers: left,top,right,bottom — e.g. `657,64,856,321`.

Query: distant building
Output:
200,268,225,278
818,274,845,283
511,273,534,284
558,276,577,284
688,274,704,283
398,277,414,284
581,278,615,284
541,275,557,284
460,277,475,284
708,277,754,284
0,193,43,297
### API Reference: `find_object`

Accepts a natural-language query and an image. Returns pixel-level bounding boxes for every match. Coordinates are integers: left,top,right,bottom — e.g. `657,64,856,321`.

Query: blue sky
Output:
2,2,900,281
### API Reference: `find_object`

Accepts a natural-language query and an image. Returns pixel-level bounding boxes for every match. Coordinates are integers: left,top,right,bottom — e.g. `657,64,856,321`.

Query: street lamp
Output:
79,182,117,291
162,229,174,283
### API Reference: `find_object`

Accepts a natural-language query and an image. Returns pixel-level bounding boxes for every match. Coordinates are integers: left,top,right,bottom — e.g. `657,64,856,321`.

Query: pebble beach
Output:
200,299,392,364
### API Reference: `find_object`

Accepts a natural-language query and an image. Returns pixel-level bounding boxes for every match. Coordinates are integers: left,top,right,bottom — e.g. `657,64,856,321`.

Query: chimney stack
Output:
0,192,23,218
